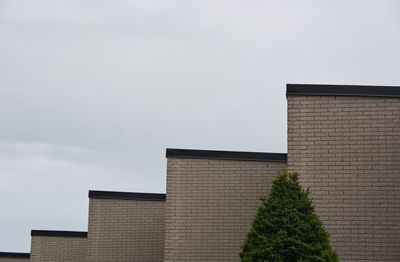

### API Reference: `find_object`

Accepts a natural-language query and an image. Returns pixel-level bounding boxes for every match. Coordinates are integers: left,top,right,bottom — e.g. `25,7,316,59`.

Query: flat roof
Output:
166,148,287,162
0,252,30,258
286,84,400,98
31,230,87,238
89,190,166,201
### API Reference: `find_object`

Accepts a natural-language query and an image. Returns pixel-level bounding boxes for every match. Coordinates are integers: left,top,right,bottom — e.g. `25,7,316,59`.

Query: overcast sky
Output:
1,0,399,252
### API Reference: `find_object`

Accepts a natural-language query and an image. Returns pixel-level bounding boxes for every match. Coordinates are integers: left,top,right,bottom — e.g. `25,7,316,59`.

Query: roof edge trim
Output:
88,190,166,201
286,84,400,98
166,148,287,162
31,230,88,238
0,252,30,258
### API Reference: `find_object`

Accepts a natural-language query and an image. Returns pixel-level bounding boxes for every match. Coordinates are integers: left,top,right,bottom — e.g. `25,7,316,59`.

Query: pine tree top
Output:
240,172,339,262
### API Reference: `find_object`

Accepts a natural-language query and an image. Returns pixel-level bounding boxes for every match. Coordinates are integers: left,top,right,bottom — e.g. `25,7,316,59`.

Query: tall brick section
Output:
87,190,165,262
0,253,30,262
30,230,87,262
287,84,400,261
165,149,287,261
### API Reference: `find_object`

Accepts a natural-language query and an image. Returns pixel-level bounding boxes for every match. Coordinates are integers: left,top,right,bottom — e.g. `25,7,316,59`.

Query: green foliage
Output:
240,172,339,262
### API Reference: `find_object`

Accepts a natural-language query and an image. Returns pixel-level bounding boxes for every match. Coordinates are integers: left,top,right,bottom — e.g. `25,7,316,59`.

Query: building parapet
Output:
286,84,400,98
0,252,30,259
88,190,166,201
31,230,87,238
166,148,287,162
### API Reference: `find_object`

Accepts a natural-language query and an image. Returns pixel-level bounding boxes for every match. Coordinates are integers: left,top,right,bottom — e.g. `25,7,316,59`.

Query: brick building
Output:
1,84,399,261
30,230,87,262
286,84,400,261
165,149,287,261
87,190,165,262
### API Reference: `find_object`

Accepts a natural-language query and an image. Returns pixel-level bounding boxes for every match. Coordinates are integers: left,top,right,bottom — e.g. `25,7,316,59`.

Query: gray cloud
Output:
1,0,399,251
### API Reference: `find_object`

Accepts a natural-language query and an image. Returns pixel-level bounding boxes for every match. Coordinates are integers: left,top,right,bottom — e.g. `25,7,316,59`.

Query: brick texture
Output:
287,95,400,261
30,236,86,262
0,258,29,262
165,158,287,261
87,198,165,262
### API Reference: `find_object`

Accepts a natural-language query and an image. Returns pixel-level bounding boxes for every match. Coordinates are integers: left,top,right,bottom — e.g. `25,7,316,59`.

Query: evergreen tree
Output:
240,172,338,262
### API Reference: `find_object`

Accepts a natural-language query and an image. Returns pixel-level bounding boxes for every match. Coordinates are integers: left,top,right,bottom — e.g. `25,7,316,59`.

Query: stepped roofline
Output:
286,84,400,98
166,148,287,162
31,230,87,238
0,252,30,258
89,190,166,201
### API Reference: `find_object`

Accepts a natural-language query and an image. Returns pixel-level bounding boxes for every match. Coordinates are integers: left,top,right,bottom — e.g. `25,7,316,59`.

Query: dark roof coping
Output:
286,84,400,98
89,190,166,201
31,230,87,238
0,252,30,258
166,148,287,162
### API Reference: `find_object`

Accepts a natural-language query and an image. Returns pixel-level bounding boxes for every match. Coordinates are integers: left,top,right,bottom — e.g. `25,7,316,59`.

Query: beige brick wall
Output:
87,192,165,262
165,156,287,261
287,95,400,261
30,233,86,262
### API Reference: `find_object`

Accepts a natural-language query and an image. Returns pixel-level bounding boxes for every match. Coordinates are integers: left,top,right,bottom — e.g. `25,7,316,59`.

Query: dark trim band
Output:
0,252,30,258
31,230,87,238
286,84,400,98
89,190,166,201
166,148,287,162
